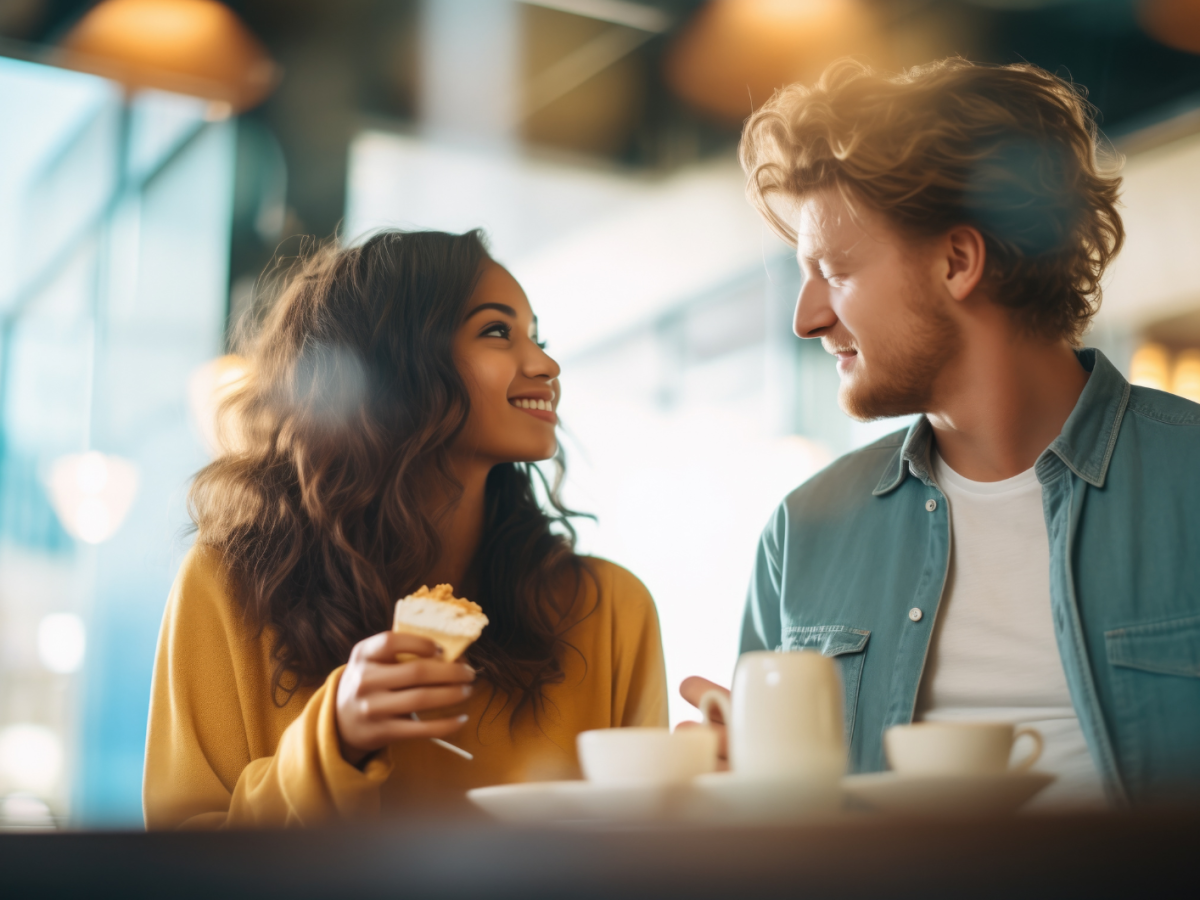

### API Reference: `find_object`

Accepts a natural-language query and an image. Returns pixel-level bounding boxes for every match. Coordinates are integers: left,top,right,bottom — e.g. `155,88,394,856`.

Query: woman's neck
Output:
422,459,490,594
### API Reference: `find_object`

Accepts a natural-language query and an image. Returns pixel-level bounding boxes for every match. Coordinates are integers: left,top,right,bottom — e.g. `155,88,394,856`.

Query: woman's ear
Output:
943,225,987,302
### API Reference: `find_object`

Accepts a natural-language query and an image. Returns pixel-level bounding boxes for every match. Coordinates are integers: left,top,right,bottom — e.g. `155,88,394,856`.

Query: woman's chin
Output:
511,440,558,464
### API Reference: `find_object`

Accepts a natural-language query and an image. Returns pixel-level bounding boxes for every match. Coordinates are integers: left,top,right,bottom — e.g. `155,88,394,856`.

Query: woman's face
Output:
451,262,561,465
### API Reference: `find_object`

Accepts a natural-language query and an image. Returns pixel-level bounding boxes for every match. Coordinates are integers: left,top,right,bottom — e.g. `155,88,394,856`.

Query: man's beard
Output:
835,294,961,422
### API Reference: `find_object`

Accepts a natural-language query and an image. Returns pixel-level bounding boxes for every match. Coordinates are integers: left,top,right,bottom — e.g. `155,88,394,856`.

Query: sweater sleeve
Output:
602,563,670,729
142,546,392,830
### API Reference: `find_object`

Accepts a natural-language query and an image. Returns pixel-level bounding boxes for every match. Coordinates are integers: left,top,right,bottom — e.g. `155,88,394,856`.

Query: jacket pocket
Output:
782,625,870,748
1104,614,1200,801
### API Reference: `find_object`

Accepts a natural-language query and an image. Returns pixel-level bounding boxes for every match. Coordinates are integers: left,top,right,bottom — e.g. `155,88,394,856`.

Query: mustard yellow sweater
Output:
143,545,668,829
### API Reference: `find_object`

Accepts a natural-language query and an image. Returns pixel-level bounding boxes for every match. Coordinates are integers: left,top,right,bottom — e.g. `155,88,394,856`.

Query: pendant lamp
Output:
664,0,883,122
1139,0,1200,55
59,0,278,112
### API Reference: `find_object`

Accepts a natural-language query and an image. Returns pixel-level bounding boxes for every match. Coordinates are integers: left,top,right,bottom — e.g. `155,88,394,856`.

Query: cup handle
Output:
1010,727,1044,772
698,689,732,728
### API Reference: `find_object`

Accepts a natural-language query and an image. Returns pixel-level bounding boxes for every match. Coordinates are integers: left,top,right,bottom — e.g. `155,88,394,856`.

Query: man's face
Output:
789,188,960,421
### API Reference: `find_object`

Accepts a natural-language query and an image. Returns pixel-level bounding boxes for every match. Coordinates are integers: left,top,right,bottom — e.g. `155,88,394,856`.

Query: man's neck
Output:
926,324,1089,482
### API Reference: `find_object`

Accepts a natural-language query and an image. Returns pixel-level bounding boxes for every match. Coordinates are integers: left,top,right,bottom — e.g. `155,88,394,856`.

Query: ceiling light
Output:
1139,0,1200,55
59,0,278,112
37,614,87,675
664,0,882,122
46,451,139,545
187,355,251,457
1130,342,1171,392
0,725,62,796
1171,348,1200,402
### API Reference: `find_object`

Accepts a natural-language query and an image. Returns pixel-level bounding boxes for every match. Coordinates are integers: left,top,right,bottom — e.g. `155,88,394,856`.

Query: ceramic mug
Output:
577,727,719,785
699,650,845,781
884,722,1044,776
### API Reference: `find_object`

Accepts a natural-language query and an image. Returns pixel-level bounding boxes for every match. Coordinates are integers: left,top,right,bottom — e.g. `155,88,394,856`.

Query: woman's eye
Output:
480,322,511,339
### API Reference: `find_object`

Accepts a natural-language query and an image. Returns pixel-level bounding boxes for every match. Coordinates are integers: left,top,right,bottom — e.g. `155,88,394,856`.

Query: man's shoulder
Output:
780,425,909,514
1124,384,1200,428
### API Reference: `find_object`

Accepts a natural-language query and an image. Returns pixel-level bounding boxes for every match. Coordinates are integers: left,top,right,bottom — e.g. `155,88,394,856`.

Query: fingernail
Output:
457,714,468,723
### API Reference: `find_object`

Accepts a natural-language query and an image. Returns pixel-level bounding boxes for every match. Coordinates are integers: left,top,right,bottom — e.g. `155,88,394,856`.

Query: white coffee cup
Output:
699,650,845,781
884,722,1044,776
577,727,719,785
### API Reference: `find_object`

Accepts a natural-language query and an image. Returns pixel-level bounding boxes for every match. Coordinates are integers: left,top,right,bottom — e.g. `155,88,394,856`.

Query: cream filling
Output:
394,597,488,637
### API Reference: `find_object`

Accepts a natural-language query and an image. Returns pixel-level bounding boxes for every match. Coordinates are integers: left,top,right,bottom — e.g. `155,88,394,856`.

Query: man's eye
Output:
481,322,511,339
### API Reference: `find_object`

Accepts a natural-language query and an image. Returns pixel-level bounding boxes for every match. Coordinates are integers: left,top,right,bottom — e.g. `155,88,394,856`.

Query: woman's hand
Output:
335,631,476,767
676,675,730,771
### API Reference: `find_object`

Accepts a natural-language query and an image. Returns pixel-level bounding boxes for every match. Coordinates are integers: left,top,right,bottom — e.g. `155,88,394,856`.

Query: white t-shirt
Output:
914,452,1107,810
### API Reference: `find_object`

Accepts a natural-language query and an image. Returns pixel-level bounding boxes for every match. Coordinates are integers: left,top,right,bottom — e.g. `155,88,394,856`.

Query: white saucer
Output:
842,770,1055,815
467,780,689,823
469,774,846,825
689,771,844,822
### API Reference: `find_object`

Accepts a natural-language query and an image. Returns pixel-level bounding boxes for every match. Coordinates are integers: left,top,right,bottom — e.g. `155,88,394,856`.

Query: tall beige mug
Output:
700,650,846,782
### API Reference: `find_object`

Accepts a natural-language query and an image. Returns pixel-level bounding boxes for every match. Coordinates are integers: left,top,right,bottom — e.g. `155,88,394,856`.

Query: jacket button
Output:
908,608,923,622
925,499,937,512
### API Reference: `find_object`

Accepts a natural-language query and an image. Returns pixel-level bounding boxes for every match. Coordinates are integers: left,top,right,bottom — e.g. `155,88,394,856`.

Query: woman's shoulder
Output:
576,556,657,618
168,541,243,628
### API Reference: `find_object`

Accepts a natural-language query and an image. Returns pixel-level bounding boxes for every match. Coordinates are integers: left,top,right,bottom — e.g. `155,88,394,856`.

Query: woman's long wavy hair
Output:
189,229,591,718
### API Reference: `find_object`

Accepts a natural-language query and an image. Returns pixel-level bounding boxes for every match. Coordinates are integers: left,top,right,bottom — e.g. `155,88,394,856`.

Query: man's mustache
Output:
821,338,857,356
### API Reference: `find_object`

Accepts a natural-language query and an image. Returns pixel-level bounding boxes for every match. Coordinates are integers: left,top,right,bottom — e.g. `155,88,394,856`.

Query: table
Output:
1,810,1196,899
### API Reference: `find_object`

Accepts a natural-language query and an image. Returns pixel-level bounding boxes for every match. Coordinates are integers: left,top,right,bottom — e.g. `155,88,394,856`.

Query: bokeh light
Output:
0,725,63,796
37,613,87,675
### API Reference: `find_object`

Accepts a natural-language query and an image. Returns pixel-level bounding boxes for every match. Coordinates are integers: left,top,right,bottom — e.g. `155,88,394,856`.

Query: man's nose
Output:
793,277,837,339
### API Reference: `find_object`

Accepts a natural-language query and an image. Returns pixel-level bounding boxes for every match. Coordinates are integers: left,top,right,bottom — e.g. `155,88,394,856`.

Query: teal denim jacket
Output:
740,349,1200,806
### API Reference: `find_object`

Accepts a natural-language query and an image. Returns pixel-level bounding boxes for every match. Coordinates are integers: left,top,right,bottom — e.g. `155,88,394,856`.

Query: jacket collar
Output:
873,348,1130,496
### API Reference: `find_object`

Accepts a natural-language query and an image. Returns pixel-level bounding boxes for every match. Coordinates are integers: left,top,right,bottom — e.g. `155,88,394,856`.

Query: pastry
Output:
392,583,488,663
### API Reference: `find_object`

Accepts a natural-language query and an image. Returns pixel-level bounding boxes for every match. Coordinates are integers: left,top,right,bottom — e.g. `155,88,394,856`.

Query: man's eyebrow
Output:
465,302,517,320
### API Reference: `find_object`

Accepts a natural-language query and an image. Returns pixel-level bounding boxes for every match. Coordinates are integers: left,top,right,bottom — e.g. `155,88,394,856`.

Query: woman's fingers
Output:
361,659,475,692
374,714,469,744
362,684,474,719
356,630,441,663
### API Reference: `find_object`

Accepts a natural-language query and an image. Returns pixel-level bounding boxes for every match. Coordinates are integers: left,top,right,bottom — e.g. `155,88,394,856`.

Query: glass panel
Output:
0,56,234,829
125,89,212,186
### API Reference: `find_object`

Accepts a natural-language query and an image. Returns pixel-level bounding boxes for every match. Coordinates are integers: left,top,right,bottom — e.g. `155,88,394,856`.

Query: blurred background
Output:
1,0,1199,829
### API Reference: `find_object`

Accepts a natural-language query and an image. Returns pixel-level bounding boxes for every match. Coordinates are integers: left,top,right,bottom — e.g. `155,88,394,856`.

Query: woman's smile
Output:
509,392,557,424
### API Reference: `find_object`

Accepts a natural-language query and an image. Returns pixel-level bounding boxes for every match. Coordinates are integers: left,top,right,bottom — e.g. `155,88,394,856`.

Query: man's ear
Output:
943,225,987,302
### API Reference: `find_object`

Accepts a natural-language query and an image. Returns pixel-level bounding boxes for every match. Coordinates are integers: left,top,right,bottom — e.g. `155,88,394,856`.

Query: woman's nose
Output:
527,342,561,380
793,278,837,339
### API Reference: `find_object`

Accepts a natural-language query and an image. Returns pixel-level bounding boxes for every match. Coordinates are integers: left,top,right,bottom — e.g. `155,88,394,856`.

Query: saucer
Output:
467,780,686,823
689,771,844,822
842,770,1055,815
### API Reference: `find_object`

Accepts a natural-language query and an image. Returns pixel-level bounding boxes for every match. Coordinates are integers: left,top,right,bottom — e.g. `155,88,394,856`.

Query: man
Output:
681,58,1200,807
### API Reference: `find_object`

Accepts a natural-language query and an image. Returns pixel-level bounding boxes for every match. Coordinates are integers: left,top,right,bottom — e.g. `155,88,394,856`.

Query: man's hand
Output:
676,675,730,770
335,631,475,766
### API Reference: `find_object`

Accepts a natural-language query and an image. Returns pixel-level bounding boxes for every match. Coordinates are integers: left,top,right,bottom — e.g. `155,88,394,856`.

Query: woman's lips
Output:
510,398,557,424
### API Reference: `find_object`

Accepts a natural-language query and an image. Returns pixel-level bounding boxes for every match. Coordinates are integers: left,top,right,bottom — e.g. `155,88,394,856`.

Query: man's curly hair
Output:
740,57,1124,343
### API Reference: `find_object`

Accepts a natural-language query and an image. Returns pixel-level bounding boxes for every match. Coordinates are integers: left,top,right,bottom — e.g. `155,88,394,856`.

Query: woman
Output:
143,230,667,828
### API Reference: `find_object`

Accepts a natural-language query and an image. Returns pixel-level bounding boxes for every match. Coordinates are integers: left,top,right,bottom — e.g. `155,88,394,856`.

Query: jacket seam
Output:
1061,477,1128,806
1123,401,1200,427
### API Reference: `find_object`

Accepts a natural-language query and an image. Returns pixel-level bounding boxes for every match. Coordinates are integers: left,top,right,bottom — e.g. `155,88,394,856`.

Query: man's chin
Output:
838,380,922,423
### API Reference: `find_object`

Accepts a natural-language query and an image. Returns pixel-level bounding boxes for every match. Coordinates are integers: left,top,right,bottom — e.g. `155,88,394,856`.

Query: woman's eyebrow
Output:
465,302,517,320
